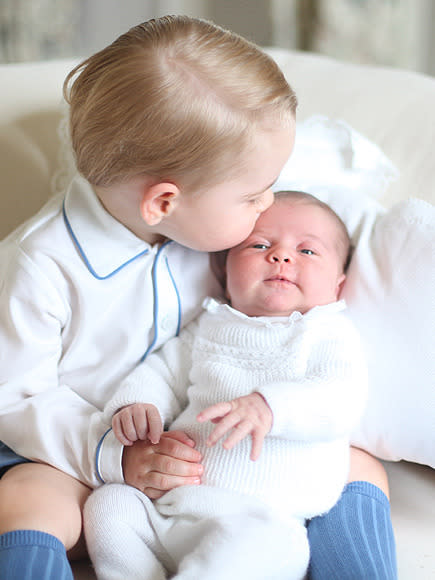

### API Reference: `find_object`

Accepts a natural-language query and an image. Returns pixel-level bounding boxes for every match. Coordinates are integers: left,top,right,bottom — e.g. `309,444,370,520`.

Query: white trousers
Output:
84,483,309,580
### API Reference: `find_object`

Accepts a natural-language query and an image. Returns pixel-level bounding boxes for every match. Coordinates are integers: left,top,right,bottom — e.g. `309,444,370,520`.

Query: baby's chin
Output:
238,300,309,318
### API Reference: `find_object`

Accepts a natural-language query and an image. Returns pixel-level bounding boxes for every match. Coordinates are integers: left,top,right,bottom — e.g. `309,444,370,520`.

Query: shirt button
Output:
160,316,172,331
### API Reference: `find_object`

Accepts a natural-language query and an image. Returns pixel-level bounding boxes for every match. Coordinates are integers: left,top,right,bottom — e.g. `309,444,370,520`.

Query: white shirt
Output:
106,299,368,519
0,176,220,487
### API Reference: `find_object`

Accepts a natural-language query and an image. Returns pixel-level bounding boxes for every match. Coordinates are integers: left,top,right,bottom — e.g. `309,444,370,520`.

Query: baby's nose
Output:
271,254,290,263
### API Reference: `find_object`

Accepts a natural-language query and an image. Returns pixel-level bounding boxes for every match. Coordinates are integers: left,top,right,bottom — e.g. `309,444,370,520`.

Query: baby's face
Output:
225,200,346,317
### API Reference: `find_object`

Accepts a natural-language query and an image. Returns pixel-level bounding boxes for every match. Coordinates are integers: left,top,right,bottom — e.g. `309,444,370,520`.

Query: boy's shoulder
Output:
0,192,65,255
164,246,223,331
0,192,69,300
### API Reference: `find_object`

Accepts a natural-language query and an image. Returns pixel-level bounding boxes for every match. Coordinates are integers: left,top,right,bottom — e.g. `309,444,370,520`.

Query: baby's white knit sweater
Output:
106,299,367,520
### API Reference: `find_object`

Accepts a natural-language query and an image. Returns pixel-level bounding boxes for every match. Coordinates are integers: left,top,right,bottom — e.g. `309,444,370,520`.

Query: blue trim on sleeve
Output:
95,428,112,484
62,199,149,279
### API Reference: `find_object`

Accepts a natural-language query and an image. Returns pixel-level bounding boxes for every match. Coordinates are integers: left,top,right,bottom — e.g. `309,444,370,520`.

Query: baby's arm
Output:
197,314,366,458
258,315,368,442
112,403,163,446
197,392,273,461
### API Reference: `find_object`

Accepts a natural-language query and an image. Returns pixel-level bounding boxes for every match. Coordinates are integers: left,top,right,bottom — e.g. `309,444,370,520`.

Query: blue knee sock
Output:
0,530,73,580
307,481,397,580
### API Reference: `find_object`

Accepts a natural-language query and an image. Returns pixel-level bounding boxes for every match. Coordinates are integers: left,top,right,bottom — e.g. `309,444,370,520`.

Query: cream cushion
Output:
267,48,435,208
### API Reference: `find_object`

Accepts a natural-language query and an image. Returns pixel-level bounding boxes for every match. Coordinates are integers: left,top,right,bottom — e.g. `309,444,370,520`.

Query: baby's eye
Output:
300,249,315,255
252,243,269,250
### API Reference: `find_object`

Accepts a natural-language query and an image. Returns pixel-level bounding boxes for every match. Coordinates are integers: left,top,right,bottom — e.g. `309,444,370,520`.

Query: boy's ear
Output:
140,182,181,226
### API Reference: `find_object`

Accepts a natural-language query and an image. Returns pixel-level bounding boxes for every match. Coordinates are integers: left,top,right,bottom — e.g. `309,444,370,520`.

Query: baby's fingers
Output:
222,423,266,461
220,419,253,452
206,411,240,446
249,431,265,461
146,406,163,444
112,413,135,446
197,401,232,423
129,404,148,441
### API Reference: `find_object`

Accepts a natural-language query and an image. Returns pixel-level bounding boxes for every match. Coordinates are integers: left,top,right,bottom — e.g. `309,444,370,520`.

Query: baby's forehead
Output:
276,198,345,231
275,197,326,214
259,199,337,230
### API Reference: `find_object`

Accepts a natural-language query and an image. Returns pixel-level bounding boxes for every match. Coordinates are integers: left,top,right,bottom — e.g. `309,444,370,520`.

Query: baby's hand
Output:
112,403,163,446
197,393,272,461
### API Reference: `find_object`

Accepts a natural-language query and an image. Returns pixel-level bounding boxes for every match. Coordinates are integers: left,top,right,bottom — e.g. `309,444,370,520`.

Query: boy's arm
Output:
0,249,194,489
0,256,112,488
257,316,368,442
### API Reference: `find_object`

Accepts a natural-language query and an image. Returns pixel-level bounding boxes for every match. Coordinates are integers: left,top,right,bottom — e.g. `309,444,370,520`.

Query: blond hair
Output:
63,15,297,190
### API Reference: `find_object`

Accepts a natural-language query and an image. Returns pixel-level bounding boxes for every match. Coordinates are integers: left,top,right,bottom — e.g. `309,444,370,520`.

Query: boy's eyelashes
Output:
246,195,265,205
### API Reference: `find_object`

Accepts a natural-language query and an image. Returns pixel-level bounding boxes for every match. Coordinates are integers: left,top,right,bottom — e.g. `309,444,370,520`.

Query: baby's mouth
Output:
264,275,294,285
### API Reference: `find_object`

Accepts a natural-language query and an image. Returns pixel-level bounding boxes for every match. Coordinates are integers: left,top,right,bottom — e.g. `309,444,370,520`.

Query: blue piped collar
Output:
62,176,153,279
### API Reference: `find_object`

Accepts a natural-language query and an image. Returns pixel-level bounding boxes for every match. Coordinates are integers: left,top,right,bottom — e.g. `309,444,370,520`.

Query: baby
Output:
84,191,368,580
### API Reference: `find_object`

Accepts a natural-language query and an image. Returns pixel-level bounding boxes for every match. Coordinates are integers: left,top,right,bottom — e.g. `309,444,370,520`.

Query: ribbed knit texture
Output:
107,299,367,521
170,300,365,519
85,482,310,580
0,530,73,580
307,481,397,579
91,300,369,579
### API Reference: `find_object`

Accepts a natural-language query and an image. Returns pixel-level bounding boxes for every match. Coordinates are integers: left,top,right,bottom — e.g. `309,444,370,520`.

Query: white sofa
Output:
0,50,434,579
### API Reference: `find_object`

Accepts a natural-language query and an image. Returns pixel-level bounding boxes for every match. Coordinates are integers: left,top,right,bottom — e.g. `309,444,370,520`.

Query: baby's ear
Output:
336,273,347,298
209,250,228,289
140,182,180,225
